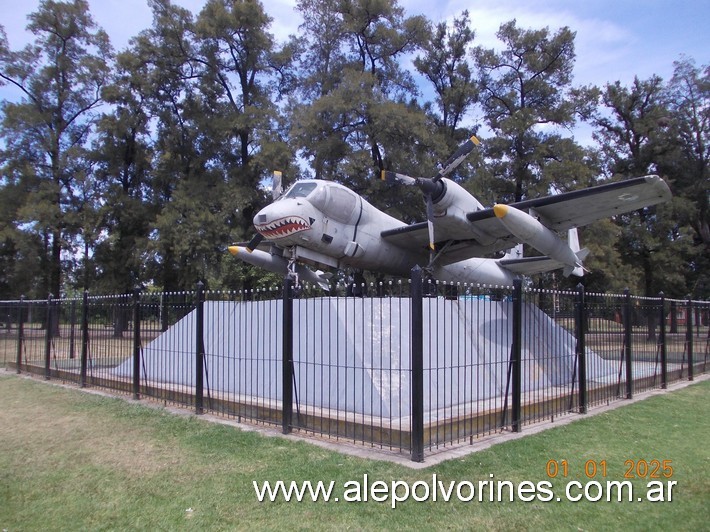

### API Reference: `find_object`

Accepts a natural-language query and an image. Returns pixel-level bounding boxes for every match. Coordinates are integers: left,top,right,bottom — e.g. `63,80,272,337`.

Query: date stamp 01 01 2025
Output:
544,459,677,503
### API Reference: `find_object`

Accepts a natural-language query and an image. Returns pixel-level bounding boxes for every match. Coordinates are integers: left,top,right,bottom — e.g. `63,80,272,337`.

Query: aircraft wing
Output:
381,175,671,261
467,174,671,231
498,256,566,275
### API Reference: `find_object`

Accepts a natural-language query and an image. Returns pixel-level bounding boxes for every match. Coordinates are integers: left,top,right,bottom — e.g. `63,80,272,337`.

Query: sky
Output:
0,0,708,141
1,0,707,83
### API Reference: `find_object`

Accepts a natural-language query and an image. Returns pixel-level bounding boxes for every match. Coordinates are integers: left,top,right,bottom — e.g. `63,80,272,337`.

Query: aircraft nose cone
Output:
252,203,312,240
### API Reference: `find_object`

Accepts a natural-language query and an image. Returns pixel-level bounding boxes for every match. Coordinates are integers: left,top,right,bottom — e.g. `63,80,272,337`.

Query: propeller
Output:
244,171,284,252
434,134,480,180
381,134,481,255
271,170,283,200
245,232,264,252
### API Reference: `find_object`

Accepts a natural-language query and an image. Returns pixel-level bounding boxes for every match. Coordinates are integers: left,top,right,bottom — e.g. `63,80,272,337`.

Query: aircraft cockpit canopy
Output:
282,180,360,225
283,181,318,199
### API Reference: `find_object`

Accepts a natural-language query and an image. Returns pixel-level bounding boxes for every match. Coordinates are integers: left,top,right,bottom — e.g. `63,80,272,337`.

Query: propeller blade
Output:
426,195,435,252
271,170,283,200
435,134,480,180
381,170,417,186
246,233,264,252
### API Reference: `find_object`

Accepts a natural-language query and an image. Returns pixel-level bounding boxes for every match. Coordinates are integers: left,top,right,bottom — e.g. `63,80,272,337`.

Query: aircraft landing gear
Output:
286,253,299,286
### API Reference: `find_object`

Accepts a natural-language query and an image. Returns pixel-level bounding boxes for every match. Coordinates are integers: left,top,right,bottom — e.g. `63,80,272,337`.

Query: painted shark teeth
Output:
255,216,311,239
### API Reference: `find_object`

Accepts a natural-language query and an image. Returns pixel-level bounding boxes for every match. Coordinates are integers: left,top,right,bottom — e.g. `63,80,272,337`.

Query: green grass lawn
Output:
0,373,708,531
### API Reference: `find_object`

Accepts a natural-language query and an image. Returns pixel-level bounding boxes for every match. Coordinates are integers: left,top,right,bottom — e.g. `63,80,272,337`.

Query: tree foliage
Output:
0,0,112,298
0,0,706,299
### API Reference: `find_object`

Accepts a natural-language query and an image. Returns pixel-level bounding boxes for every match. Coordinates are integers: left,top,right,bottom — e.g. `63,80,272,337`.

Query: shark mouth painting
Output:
255,216,311,239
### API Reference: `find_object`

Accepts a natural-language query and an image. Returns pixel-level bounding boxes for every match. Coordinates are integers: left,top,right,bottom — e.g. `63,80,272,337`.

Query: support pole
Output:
511,279,522,432
15,296,24,373
686,297,694,381
69,300,76,359
410,266,424,462
575,283,587,414
132,288,142,400
282,277,294,434
195,282,205,414
623,289,633,399
80,291,89,388
44,294,53,380
659,292,667,389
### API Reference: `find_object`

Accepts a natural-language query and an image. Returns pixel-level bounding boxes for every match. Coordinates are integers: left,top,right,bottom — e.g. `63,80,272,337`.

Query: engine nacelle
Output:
430,178,490,243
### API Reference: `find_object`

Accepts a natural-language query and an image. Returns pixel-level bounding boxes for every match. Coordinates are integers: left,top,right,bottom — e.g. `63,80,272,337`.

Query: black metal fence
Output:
1,272,708,462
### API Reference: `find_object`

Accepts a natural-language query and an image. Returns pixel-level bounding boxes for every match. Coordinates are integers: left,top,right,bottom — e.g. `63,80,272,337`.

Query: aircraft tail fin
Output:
563,228,589,277
313,270,332,291
503,243,524,261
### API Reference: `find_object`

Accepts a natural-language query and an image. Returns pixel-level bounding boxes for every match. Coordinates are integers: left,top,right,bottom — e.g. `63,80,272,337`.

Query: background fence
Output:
1,272,708,462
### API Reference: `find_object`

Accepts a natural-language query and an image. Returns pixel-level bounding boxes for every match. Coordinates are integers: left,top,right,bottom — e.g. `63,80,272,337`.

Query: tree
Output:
660,58,710,298
290,0,430,220
194,0,295,263
0,161,45,298
115,0,294,291
592,76,687,291
413,10,478,138
412,10,484,210
0,0,112,299
89,55,154,295
473,20,596,203
592,75,695,339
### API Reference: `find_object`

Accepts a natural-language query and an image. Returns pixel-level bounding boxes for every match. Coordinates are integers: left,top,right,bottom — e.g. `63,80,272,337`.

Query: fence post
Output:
659,292,667,389
195,281,205,414
511,279,522,432
15,296,24,373
623,288,633,399
69,300,76,359
44,293,53,380
132,288,142,400
686,296,694,381
80,291,89,388
575,283,587,414
282,276,294,434
410,266,424,462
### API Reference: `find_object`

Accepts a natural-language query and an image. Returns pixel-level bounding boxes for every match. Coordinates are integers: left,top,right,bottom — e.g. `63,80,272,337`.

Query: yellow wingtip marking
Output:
493,204,508,218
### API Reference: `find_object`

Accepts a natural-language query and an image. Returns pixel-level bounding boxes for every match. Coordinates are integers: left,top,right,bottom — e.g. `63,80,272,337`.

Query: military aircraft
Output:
228,136,672,288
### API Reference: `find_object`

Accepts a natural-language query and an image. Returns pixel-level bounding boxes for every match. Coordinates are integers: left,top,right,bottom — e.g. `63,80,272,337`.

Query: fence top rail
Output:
527,287,577,296
0,287,707,306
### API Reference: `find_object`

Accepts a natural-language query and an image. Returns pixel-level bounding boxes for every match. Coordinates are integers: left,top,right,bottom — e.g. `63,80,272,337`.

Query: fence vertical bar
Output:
282,277,294,434
80,291,89,387
511,279,522,432
410,266,424,462
195,282,205,414
686,297,694,381
15,296,24,373
44,294,53,380
575,283,587,414
659,292,667,389
132,288,142,400
623,288,633,399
